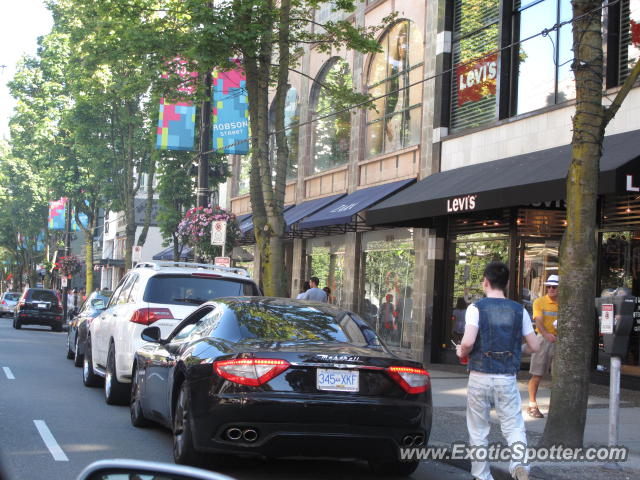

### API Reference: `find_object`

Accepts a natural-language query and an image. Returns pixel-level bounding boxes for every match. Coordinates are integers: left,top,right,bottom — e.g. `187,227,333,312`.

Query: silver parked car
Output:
0,292,20,316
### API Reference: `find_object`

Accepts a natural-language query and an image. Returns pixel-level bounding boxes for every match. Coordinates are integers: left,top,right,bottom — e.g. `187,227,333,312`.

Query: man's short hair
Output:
310,276,320,286
483,261,509,291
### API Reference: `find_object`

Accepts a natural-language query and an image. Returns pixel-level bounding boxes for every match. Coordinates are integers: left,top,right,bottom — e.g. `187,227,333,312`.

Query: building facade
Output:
227,0,640,386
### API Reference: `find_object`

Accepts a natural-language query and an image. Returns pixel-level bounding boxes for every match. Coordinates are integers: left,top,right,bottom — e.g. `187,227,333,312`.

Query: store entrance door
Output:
517,239,560,320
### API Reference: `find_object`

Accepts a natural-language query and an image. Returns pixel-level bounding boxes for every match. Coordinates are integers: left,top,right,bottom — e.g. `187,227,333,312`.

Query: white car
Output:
82,261,261,404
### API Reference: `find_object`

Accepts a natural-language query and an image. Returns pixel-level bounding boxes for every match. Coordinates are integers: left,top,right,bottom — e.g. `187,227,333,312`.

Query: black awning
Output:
366,129,640,227
298,179,415,230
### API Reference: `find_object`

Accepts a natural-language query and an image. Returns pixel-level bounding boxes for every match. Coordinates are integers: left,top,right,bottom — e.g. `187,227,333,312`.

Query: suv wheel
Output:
82,338,102,387
105,344,130,405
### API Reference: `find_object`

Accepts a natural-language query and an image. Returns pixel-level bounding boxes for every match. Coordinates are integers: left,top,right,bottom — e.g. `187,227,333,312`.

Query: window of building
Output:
269,86,299,180
450,0,500,131
366,20,424,157
235,157,250,196
618,0,640,84
311,59,352,174
360,229,415,350
513,0,575,115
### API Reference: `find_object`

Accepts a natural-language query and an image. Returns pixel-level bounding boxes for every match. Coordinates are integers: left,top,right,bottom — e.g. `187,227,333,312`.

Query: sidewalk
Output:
426,363,640,479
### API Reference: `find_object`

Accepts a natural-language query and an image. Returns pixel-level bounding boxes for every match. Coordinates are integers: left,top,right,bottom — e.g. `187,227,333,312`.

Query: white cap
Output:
545,274,559,286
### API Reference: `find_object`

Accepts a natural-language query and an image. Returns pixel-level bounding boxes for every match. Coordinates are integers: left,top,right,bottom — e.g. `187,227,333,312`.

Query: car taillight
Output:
214,358,290,386
387,366,431,394
1,300,5,305
130,308,174,326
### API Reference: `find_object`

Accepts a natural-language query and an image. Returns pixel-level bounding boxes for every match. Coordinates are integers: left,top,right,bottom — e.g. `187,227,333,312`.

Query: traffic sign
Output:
214,257,231,268
211,220,227,246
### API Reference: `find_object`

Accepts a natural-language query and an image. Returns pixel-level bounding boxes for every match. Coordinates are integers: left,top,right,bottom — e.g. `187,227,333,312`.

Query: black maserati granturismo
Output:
130,297,432,476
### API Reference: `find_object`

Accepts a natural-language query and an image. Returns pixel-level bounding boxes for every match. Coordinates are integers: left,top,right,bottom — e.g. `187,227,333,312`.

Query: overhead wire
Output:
199,0,625,155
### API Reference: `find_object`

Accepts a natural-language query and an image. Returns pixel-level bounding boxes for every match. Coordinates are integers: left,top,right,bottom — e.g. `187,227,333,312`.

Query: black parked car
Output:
66,290,112,367
13,288,64,331
131,297,432,476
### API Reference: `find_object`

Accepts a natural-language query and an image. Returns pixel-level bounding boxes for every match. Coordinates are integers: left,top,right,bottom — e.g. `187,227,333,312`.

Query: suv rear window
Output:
144,274,260,306
28,290,58,303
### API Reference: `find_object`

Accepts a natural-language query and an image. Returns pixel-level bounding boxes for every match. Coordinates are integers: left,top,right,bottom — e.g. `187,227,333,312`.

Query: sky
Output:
0,0,53,140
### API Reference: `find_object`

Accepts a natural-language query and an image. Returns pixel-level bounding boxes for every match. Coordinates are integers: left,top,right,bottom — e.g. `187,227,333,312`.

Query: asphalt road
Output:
0,317,472,480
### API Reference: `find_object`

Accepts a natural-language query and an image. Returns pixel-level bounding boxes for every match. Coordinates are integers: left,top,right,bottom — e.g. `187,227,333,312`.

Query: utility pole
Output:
197,71,212,209
62,199,72,322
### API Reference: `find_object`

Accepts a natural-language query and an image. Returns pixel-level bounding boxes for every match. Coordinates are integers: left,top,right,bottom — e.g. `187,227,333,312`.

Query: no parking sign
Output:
211,220,227,246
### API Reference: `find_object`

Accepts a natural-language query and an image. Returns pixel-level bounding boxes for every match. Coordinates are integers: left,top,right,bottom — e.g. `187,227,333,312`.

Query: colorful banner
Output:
156,100,197,151
456,53,498,107
48,198,67,230
156,58,198,151
212,66,249,155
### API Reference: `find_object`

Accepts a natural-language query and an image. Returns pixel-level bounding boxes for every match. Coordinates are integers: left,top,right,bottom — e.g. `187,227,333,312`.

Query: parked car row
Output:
11,260,432,476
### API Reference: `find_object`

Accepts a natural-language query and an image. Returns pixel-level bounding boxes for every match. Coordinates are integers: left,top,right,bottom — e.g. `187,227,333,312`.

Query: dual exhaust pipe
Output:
401,434,425,447
226,426,258,442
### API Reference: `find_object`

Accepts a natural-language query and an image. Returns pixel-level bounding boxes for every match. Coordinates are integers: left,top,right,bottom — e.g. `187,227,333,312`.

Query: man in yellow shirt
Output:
527,274,558,418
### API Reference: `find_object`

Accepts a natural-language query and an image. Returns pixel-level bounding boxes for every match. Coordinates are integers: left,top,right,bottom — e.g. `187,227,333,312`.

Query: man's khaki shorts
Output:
529,334,555,376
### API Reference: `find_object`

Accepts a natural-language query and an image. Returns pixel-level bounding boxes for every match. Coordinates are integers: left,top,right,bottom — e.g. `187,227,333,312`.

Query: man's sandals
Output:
527,405,544,418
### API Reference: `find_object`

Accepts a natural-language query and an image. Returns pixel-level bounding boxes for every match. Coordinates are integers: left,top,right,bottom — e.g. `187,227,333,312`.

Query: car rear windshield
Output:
4,293,19,301
144,274,260,306
28,290,58,303
234,303,381,346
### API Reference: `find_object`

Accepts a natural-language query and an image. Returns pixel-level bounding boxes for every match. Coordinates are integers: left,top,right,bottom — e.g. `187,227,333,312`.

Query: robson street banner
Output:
48,197,88,231
212,66,249,155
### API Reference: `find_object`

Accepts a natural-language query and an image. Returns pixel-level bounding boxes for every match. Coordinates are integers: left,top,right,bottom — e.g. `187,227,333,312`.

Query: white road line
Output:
2,367,14,380
33,420,69,462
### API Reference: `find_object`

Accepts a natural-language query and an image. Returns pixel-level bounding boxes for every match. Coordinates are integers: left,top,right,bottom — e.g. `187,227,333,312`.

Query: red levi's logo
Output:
456,54,498,107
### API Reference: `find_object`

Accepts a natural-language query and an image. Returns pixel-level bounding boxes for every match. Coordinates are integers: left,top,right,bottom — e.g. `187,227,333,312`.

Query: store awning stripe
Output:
366,129,640,227
298,179,415,229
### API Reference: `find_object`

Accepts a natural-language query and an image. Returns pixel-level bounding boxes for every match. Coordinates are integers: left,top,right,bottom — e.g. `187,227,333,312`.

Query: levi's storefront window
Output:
598,194,640,377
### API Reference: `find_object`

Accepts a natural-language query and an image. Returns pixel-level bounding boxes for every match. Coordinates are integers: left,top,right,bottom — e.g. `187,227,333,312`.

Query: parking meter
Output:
595,295,635,356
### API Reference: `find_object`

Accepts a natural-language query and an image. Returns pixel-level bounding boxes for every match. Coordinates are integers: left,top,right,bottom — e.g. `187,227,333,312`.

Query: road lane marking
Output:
2,367,14,380
33,420,69,461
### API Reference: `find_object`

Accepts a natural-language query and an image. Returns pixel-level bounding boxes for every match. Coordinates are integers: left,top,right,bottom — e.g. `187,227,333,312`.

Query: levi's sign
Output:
446,194,477,213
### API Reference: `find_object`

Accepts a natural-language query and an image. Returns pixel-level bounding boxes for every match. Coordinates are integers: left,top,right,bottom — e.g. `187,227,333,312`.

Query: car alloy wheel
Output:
82,339,101,387
173,384,206,467
73,336,83,367
130,365,150,427
104,345,129,405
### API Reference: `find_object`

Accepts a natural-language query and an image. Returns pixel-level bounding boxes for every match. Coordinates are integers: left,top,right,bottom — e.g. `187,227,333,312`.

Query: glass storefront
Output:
305,236,345,306
359,229,415,349
446,232,509,346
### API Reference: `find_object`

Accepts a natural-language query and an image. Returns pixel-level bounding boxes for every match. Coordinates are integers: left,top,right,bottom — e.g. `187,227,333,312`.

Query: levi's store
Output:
367,129,640,388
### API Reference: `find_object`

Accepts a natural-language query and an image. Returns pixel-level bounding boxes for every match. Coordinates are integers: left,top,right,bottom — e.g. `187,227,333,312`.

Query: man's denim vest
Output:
468,297,523,375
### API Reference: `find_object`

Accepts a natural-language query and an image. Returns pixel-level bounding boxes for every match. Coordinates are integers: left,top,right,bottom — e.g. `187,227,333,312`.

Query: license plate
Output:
317,368,359,392
37,303,47,309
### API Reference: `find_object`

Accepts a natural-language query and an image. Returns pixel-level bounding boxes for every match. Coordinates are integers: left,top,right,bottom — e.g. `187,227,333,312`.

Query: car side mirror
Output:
76,458,236,480
141,326,162,343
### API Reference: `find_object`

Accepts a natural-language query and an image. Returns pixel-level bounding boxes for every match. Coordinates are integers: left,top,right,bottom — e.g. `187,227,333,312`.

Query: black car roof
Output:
207,296,350,315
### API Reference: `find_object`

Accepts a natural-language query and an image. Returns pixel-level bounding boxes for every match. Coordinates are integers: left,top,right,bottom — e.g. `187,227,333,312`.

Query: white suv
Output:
82,261,261,404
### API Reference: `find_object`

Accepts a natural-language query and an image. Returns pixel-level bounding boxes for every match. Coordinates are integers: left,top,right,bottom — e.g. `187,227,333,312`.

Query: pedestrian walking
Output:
456,261,539,480
323,286,332,303
527,274,559,418
298,277,327,302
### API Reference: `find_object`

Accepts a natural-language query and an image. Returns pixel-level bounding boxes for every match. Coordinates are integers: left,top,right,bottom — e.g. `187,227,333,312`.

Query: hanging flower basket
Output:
55,255,82,276
177,206,240,260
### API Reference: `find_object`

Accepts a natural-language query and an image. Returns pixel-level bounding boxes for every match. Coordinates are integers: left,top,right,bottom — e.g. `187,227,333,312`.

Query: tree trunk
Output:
84,228,94,292
542,0,606,446
136,153,156,248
